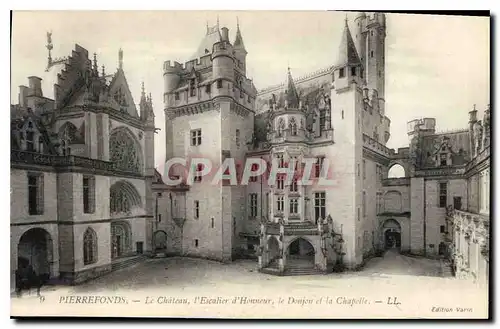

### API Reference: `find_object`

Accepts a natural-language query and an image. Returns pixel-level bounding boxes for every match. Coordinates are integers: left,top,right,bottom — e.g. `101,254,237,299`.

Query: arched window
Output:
388,164,406,178
277,119,285,137
289,117,298,136
83,227,98,265
109,128,143,173
110,180,142,214
59,122,78,144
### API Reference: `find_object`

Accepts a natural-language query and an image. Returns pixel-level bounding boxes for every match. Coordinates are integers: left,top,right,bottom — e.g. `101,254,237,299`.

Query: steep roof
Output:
285,68,300,108
233,22,246,52
191,24,222,60
334,19,361,67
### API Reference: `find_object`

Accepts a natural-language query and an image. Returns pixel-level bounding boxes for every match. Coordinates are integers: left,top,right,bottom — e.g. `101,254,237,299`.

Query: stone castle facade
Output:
10,12,490,284
10,44,156,287
155,12,490,278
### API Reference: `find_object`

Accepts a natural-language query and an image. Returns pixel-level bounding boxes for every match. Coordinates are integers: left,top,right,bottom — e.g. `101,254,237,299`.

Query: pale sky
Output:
11,11,490,168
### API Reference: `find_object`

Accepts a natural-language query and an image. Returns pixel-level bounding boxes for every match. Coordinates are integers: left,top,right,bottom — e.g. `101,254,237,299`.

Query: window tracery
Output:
83,227,98,265
289,117,298,136
109,129,142,173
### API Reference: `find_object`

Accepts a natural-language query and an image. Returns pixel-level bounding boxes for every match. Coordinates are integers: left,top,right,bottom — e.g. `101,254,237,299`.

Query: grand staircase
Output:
111,254,148,272
262,257,324,276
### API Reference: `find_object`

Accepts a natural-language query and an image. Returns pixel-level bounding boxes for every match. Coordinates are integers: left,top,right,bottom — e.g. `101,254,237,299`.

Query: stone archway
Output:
267,236,280,264
286,237,315,267
153,230,167,252
17,228,53,278
111,221,132,259
382,219,401,250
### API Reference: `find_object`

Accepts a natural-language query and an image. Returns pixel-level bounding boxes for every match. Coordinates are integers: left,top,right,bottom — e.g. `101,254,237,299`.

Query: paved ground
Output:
11,250,488,318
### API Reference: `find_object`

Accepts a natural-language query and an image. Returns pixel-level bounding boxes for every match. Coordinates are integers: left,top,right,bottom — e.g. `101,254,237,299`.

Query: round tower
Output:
354,12,367,66
211,40,235,96
163,61,181,94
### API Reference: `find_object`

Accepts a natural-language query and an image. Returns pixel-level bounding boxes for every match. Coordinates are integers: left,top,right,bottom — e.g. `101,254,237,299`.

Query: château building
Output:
10,41,157,287
157,12,490,279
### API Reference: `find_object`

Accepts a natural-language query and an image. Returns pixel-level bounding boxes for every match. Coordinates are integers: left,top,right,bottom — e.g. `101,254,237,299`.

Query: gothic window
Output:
28,173,44,215
59,122,79,145
289,117,298,136
319,109,326,132
217,79,223,89
290,178,298,193
289,198,298,215
351,67,356,76
83,176,96,214
277,119,285,137
83,227,98,265
205,84,211,93
277,175,285,190
277,196,284,213
277,154,285,168
189,79,196,97
109,129,142,173
175,92,180,100
314,157,324,178
249,193,258,217
26,131,34,151
439,182,447,208
314,192,326,223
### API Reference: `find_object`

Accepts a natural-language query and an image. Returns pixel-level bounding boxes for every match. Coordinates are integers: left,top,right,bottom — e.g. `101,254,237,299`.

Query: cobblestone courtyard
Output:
11,251,488,318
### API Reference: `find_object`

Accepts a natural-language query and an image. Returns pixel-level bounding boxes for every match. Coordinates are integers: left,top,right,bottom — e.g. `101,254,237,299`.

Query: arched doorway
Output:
287,238,315,267
153,230,167,252
110,180,143,215
111,221,132,259
17,228,53,278
382,219,401,250
267,236,280,264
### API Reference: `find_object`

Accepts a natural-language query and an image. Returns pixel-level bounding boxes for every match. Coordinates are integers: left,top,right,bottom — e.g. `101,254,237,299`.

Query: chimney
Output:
28,76,43,97
221,27,229,42
19,85,29,107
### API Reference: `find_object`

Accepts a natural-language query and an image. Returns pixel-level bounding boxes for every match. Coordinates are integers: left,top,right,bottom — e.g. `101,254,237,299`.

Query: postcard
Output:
10,10,490,319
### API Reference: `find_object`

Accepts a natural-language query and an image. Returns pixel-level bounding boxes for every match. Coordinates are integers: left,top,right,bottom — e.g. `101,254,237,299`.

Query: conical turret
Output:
284,67,300,109
334,17,361,68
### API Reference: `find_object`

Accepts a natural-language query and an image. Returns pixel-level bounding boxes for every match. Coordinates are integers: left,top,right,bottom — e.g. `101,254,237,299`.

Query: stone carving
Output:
110,129,142,173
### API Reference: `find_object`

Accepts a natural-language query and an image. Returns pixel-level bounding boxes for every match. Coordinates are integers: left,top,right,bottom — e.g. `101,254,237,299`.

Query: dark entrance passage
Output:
287,238,315,268
382,219,402,251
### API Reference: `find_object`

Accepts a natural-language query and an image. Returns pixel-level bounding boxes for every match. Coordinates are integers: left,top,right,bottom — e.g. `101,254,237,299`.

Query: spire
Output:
233,17,246,51
334,17,361,68
141,81,146,101
101,65,106,77
285,67,300,109
93,53,98,73
118,48,123,70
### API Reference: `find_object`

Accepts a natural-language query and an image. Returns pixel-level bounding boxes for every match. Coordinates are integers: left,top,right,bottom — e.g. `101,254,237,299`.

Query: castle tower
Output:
162,21,256,262
353,12,386,115
331,18,365,267
233,18,248,75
